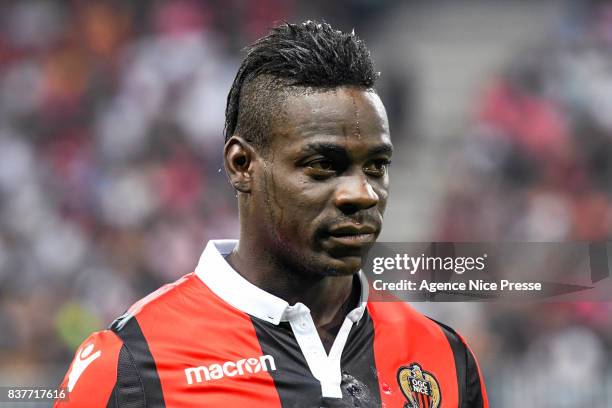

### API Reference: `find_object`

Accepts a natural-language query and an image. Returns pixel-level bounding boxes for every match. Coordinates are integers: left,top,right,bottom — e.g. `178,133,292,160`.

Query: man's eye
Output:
304,159,338,179
307,160,335,172
364,159,391,177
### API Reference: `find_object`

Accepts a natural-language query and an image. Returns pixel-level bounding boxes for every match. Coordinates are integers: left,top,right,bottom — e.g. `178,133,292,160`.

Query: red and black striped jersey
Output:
54,240,489,408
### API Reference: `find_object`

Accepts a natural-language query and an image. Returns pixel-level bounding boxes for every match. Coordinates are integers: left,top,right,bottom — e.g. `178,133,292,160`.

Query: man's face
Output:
252,86,392,277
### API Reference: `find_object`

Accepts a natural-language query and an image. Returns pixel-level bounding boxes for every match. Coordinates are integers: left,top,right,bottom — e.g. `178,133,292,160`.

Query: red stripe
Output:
132,273,282,408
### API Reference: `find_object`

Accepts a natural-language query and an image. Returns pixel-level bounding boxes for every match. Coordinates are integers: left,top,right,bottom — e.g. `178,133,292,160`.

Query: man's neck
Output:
225,241,359,337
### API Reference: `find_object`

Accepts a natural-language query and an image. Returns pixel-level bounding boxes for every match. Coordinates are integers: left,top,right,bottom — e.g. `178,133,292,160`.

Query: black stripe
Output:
116,345,146,408
105,384,117,408
464,343,485,408
430,319,484,408
435,321,466,407
110,313,166,408
340,310,381,407
250,317,321,407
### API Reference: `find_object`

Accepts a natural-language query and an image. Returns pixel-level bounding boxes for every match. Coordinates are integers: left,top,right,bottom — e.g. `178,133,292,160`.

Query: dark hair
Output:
224,20,378,148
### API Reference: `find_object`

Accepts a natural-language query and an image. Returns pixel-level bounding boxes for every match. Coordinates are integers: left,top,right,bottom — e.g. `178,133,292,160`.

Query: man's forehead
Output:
272,86,390,144
283,86,385,119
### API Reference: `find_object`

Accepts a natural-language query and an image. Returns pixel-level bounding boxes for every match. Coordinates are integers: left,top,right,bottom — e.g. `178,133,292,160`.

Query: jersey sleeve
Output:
54,330,123,408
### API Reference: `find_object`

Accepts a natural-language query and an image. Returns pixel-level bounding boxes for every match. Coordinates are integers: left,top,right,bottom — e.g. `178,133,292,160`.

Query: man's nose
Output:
333,174,379,215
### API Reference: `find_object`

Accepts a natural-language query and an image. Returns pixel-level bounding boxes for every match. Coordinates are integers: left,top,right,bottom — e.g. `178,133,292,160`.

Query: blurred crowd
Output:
1,0,612,407
437,0,612,405
0,0,403,377
0,0,298,368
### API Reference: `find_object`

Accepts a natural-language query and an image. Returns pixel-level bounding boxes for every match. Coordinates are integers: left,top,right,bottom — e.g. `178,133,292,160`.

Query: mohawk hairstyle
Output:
224,20,378,148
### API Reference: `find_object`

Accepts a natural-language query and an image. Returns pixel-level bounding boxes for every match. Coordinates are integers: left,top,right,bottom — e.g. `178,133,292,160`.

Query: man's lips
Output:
328,224,377,236
326,224,379,246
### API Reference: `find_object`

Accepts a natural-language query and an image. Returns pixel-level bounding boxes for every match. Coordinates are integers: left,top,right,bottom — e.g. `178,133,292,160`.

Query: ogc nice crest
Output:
397,363,441,408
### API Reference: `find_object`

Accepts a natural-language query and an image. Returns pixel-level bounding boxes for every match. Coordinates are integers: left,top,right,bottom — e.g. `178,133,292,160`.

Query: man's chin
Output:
320,255,363,276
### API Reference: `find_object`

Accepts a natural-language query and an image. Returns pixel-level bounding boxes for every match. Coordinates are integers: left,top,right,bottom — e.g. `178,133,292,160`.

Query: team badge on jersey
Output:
397,363,441,408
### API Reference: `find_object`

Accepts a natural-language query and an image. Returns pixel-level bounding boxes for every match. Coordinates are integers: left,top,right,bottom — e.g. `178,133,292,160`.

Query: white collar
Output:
194,239,369,325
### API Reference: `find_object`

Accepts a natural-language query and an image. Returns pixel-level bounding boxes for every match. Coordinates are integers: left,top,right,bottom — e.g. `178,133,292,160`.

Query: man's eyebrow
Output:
302,143,348,156
300,142,393,157
368,144,393,156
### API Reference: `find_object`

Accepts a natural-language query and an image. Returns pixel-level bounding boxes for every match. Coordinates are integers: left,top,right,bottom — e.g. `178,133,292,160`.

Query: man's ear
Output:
224,136,257,193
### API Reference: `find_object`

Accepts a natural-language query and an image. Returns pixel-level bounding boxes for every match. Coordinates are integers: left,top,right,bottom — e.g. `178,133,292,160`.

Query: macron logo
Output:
67,343,102,392
185,355,276,384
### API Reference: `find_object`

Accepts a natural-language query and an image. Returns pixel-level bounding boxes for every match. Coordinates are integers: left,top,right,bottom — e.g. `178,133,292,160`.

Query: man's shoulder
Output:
367,301,440,331
125,272,201,316
367,301,470,349
107,268,250,348
107,270,228,338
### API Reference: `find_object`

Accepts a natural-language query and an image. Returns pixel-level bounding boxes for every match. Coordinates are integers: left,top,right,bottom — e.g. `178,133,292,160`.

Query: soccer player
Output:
55,21,488,407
